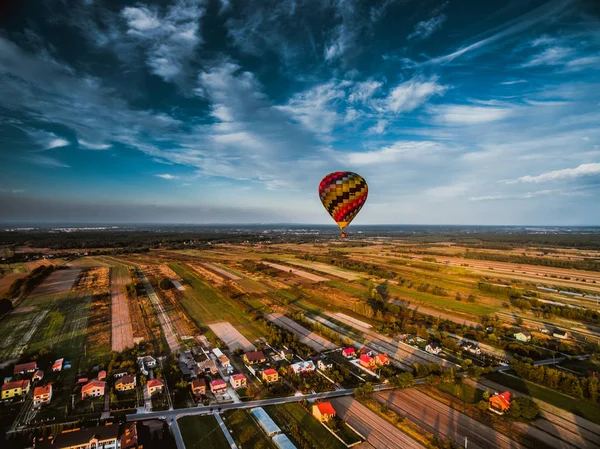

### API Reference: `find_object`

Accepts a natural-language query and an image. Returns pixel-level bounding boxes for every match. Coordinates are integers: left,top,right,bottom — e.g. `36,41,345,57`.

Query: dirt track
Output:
330,396,424,449
375,389,525,449
111,269,134,352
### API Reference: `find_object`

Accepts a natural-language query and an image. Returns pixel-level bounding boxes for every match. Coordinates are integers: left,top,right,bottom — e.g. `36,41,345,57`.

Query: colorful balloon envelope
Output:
319,171,368,238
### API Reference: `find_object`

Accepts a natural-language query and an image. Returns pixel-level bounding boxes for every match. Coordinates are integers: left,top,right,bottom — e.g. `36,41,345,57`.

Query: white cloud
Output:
278,81,347,134
368,120,388,135
348,79,383,104
432,105,514,124
380,76,447,114
48,138,69,149
408,14,447,40
503,162,600,184
27,155,70,168
120,0,205,82
469,190,555,201
155,174,178,180
522,46,573,67
500,79,527,85
343,141,446,166
78,139,111,150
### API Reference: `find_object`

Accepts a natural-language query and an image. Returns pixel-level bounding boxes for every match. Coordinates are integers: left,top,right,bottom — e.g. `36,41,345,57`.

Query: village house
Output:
461,342,481,355
198,359,219,375
262,369,279,384
317,359,333,371
359,354,375,369
514,330,531,342
115,375,136,392
290,361,316,375
191,378,206,397
312,402,336,423
243,350,267,365
33,370,44,382
33,384,52,407
359,347,373,356
553,330,568,340
375,353,391,366
120,423,142,449
230,374,247,389
210,379,228,394
52,359,64,372
146,379,164,396
425,343,442,355
14,362,37,376
342,347,356,358
97,370,107,381
81,380,106,399
113,368,128,379
138,355,157,368
218,355,230,368
1,379,30,400
279,349,294,359
489,391,512,415
35,424,119,449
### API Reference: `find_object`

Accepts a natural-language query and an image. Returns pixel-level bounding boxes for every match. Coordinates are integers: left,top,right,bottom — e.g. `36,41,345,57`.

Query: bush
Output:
158,278,174,290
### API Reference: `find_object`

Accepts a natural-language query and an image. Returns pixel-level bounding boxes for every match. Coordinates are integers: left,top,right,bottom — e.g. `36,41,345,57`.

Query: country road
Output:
111,267,134,352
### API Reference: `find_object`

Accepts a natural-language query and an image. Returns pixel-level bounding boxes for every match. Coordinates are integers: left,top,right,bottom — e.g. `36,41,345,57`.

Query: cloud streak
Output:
503,163,600,184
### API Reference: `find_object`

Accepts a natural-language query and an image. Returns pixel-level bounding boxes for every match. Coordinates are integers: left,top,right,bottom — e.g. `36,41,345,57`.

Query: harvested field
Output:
263,262,329,282
141,264,185,283
330,396,424,449
0,272,27,297
201,262,241,280
188,263,226,286
208,322,256,352
266,313,336,351
281,258,361,281
111,266,134,352
73,267,110,294
30,268,81,296
86,292,112,358
334,312,371,329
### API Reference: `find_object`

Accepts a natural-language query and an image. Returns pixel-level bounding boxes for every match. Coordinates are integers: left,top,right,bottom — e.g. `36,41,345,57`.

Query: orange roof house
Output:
81,380,106,399
146,379,164,396
489,392,512,415
97,370,107,381
14,362,37,375
262,369,279,384
312,402,337,422
33,384,53,407
191,378,206,397
210,379,227,394
230,374,247,389
1,379,30,399
375,354,390,366
359,354,375,369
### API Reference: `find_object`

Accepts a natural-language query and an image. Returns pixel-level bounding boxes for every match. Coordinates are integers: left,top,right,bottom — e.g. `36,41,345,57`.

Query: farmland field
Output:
178,415,231,449
30,268,81,296
266,313,337,351
110,264,134,352
223,409,275,449
208,322,256,352
263,262,329,282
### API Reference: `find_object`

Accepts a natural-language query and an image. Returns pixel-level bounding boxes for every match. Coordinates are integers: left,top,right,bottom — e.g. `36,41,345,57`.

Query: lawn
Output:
178,415,231,449
169,263,263,340
266,403,346,449
223,409,275,449
436,381,483,404
485,372,600,425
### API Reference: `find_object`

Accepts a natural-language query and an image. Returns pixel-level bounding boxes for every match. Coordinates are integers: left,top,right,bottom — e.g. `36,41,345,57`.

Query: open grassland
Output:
85,291,112,360
484,372,600,425
223,409,275,449
265,402,347,449
178,415,231,449
169,262,263,341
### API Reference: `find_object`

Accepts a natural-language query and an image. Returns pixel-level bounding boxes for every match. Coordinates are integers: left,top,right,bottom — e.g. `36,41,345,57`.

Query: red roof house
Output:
81,380,106,399
14,362,37,375
359,354,375,369
312,402,337,422
375,354,390,366
342,348,356,358
147,379,164,395
210,379,227,394
489,392,512,414
97,370,107,381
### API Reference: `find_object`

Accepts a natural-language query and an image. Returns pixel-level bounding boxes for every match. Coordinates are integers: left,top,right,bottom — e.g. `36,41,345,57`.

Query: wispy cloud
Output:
500,79,527,85
408,14,446,40
469,190,556,201
343,141,446,166
503,163,600,184
155,173,178,180
26,154,70,168
522,46,573,67
431,104,514,124
368,120,388,135
78,139,111,150
427,0,573,65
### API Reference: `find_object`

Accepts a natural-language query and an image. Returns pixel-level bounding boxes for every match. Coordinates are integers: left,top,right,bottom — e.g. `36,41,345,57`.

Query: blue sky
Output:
1,0,599,225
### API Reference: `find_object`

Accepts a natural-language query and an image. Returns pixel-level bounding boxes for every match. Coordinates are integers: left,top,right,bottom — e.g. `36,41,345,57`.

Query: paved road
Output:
111,267,134,352
170,418,185,449
214,412,238,449
138,269,180,353
375,389,525,449
330,396,425,449
126,387,377,421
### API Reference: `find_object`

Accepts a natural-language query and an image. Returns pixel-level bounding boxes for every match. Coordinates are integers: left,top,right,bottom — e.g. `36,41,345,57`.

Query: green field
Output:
326,280,368,297
169,263,263,340
178,415,231,449
436,381,483,404
485,372,600,425
223,409,275,449
266,403,346,449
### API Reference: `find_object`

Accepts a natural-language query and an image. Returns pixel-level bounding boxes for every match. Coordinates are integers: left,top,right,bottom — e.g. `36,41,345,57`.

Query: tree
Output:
158,278,173,290
477,400,488,411
355,382,374,398
482,390,490,401
391,372,414,389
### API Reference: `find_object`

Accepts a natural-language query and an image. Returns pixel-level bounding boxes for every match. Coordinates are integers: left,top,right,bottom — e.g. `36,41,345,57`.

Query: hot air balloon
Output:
319,171,368,238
